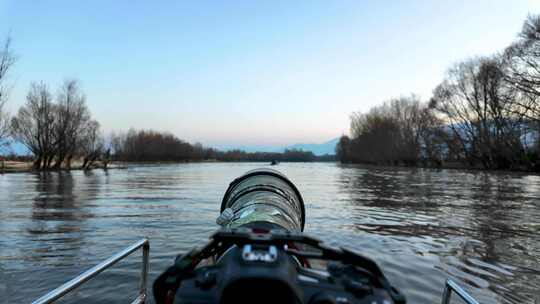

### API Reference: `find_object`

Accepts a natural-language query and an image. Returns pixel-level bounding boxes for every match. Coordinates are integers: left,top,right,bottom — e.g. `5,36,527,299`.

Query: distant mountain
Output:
212,137,339,156
211,144,282,154
285,138,339,156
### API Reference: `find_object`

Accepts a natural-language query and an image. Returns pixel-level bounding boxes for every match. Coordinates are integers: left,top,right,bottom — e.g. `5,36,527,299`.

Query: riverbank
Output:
340,160,540,174
3,159,538,175
0,159,335,174
0,160,124,174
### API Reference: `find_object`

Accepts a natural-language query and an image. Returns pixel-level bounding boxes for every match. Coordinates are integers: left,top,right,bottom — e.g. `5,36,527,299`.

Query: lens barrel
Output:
220,168,305,231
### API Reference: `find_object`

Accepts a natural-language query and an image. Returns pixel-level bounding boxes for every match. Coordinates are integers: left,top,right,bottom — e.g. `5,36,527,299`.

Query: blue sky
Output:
1,1,539,148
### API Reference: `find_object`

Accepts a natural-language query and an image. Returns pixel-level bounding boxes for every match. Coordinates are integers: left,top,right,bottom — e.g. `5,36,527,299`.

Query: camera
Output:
153,169,405,304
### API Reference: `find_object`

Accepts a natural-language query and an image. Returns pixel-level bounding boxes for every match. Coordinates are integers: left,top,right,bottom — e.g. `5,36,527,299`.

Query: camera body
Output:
154,229,405,304
174,244,395,304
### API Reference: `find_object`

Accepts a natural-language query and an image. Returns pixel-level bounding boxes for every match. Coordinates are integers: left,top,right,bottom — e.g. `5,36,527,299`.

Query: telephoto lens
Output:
218,168,305,232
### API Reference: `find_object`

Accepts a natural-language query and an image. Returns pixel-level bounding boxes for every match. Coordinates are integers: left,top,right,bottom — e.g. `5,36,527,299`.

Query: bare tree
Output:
417,107,446,165
430,57,525,169
336,135,351,163
11,82,56,169
504,15,540,118
11,80,102,170
53,79,90,169
503,15,540,158
109,131,126,159
0,36,16,152
81,119,104,169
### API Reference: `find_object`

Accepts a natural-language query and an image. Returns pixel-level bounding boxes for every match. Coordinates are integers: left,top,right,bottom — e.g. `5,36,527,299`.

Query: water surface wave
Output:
1,163,539,303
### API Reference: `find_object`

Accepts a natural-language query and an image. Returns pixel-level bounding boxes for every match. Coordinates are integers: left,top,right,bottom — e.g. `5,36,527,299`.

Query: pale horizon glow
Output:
1,0,539,148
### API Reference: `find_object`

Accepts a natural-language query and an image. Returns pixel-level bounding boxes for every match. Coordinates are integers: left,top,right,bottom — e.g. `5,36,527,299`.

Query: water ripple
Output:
1,163,539,303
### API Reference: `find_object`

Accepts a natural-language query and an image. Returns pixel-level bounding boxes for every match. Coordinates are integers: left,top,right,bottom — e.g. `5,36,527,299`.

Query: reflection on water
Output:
1,163,539,303
334,167,540,303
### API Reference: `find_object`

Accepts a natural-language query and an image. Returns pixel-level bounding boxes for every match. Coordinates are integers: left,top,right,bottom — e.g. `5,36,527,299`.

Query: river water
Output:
1,163,539,304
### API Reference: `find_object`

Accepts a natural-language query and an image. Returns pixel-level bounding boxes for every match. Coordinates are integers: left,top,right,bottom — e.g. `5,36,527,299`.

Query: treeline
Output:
214,149,331,162
337,15,540,171
110,129,333,162
110,129,203,162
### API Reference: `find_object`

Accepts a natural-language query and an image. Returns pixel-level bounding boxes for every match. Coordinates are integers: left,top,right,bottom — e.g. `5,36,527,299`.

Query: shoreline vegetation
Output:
0,159,116,174
337,15,540,173
0,143,336,174
0,157,336,174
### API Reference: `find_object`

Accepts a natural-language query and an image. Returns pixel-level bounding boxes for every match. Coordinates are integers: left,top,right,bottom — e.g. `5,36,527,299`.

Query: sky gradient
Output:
1,1,539,149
